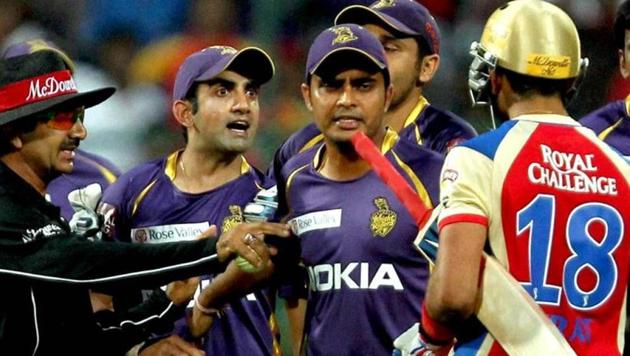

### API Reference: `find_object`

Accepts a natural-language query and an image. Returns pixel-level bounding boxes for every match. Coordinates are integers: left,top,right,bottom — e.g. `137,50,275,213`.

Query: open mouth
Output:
333,116,362,130
227,120,250,133
59,148,76,162
59,142,78,161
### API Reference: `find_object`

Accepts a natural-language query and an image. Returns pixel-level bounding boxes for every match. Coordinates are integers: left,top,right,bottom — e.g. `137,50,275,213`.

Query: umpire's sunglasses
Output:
40,107,85,130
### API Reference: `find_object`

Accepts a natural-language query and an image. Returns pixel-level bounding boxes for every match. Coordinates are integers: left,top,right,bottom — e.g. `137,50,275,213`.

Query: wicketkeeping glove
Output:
68,183,104,240
243,185,278,222
393,323,453,356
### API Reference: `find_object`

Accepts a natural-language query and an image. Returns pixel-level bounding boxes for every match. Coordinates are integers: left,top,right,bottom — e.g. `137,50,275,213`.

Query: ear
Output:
489,70,502,96
301,83,313,111
172,100,195,129
1,126,22,150
384,83,394,113
619,49,630,79
10,136,22,150
418,54,440,84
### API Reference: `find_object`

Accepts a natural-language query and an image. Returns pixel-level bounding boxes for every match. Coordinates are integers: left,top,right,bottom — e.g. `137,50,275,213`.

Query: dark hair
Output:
496,66,573,99
615,1,630,50
414,36,430,61
0,114,48,155
184,83,200,115
179,83,200,143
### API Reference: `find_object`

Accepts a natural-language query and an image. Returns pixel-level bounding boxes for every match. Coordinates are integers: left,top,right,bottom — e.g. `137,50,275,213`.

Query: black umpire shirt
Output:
0,161,224,355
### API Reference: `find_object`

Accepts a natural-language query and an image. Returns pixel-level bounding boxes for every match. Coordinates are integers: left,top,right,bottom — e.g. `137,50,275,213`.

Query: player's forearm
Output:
425,271,476,326
197,259,273,308
190,260,273,337
285,297,307,356
427,222,486,324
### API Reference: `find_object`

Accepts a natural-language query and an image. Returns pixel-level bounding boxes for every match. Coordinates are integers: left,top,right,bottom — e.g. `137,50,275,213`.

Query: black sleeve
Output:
0,233,226,290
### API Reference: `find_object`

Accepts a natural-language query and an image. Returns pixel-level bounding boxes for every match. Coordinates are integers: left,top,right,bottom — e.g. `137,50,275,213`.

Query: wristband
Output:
194,297,222,316
421,304,455,343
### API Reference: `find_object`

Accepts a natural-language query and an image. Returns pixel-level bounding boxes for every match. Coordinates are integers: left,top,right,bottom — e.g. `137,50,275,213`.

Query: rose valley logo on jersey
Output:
130,222,210,243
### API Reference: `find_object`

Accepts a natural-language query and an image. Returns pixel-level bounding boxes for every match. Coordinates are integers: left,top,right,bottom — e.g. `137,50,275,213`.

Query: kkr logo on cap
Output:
372,0,396,9
206,45,237,56
331,26,358,45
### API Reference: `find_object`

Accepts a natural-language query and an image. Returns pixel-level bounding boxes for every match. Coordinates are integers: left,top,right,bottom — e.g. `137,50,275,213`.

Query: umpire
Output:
0,50,289,355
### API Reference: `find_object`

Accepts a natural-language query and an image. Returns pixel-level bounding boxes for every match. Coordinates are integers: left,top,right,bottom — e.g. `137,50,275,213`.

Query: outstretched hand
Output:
215,221,290,267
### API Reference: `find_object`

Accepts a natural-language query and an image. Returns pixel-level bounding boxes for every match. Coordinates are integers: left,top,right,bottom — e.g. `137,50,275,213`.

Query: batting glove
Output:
243,185,278,222
68,183,103,240
393,322,453,356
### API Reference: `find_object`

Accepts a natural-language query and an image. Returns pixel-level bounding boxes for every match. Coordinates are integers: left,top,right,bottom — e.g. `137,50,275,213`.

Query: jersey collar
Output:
164,150,251,182
402,95,429,128
512,114,580,126
312,128,400,168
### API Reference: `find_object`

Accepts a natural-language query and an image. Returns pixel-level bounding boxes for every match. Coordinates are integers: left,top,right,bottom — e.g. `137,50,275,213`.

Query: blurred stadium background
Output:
1,0,623,172
1,1,625,354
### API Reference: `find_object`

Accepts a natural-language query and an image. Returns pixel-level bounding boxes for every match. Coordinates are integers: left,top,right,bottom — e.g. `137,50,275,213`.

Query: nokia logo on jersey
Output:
308,262,403,291
130,222,210,243
528,144,618,196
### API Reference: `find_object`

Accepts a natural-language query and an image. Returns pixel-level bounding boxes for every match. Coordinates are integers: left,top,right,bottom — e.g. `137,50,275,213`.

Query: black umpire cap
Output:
0,51,115,127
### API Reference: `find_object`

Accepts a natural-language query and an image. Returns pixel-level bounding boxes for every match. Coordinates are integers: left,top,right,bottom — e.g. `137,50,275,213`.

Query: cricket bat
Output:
350,131,575,355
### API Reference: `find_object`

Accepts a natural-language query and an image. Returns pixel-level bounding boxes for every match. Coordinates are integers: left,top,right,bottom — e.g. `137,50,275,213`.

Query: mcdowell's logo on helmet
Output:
26,76,77,101
526,54,571,78
331,26,358,45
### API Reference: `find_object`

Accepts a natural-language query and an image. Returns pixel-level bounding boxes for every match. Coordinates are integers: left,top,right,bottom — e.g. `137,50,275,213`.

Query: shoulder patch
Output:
460,120,517,160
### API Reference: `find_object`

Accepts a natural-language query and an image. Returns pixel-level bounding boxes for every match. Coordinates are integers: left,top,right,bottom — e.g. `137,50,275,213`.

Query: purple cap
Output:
335,0,441,55
306,24,388,82
3,39,76,72
173,45,275,101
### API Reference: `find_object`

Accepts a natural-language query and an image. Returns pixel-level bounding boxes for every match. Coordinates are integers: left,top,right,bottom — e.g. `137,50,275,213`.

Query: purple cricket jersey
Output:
101,151,278,356
47,149,121,220
280,130,443,355
580,96,630,157
268,96,476,181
